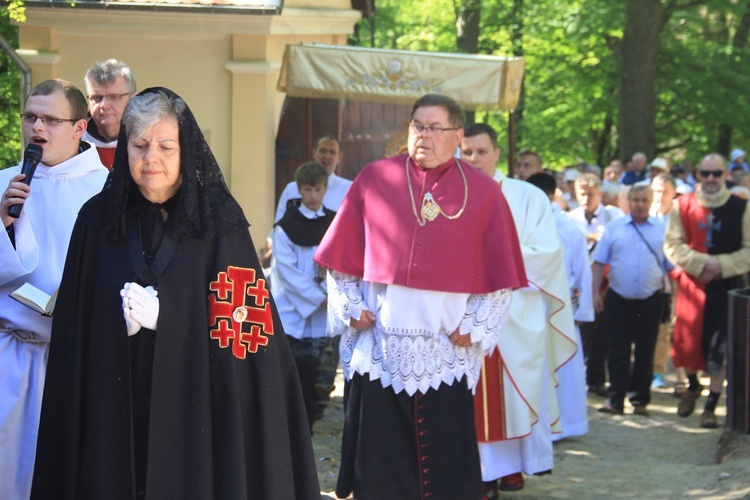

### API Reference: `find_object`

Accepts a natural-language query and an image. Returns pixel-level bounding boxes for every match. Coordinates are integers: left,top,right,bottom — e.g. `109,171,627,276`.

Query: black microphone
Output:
9,143,44,219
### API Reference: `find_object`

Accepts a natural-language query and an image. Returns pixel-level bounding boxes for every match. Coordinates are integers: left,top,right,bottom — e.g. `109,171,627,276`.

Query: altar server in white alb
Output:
0,79,108,500
271,161,337,432
461,124,577,496
527,172,592,441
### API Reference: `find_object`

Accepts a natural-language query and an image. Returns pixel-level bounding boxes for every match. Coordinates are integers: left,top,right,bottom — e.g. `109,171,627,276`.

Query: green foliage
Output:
5,1,26,23
0,7,22,169
657,1,750,160
352,0,458,50
351,0,750,169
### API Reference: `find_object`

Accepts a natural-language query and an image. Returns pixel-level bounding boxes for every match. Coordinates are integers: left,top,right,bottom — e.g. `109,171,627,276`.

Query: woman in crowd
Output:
32,88,319,499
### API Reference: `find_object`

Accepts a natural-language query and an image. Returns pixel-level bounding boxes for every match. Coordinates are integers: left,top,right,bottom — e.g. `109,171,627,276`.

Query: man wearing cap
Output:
648,157,669,182
561,168,580,210
730,148,749,174
664,153,750,428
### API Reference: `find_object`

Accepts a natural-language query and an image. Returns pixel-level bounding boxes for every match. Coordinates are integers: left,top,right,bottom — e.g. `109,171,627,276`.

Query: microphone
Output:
9,143,44,219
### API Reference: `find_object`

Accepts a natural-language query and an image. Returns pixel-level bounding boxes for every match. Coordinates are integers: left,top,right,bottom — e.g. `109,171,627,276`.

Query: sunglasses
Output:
698,170,724,179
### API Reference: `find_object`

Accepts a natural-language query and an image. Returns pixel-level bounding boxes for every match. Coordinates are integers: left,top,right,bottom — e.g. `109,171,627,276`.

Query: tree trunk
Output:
617,0,666,161
456,0,480,54
594,110,615,168
455,0,481,125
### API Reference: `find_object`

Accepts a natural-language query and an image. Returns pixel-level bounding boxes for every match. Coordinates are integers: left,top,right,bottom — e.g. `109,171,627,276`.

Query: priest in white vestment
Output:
0,79,108,500
528,172,592,441
461,125,577,495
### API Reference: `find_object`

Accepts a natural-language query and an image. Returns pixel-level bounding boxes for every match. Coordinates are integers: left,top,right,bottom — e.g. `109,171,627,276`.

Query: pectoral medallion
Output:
420,192,440,222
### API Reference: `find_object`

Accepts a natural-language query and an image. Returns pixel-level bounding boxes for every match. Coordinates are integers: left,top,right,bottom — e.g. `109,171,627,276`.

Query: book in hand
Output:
10,282,58,317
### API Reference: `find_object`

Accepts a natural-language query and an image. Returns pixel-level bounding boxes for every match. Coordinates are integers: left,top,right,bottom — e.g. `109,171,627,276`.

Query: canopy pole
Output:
507,109,516,178
306,98,312,159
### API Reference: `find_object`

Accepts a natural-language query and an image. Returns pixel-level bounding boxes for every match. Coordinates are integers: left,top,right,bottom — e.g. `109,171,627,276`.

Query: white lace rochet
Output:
327,270,512,396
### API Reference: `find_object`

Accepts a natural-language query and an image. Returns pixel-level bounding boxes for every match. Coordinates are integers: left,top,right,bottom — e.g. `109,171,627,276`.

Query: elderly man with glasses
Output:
0,79,108,499
315,94,526,500
664,153,750,428
83,59,136,169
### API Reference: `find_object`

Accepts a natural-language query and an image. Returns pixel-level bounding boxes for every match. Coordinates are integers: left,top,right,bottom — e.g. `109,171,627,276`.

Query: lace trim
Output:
326,270,364,334
327,271,512,395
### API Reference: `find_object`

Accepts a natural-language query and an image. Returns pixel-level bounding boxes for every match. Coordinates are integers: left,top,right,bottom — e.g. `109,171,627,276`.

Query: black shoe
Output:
598,405,624,415
700,410,719,429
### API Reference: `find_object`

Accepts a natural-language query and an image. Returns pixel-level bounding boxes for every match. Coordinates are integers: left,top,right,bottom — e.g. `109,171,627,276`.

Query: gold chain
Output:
406,157,469,227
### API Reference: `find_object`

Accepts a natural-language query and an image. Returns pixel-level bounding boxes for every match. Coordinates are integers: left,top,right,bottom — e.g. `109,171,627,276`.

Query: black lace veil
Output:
81,87,249,240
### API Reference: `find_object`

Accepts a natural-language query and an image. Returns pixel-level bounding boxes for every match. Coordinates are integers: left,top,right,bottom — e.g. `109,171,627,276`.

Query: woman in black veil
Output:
31,88,320,500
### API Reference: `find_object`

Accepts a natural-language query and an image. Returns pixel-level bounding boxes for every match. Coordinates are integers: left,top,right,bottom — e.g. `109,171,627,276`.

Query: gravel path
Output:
312,371,750,499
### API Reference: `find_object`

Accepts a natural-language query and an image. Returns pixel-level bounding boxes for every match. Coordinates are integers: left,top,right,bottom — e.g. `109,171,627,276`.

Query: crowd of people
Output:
1,57,747,499
554,150,750,432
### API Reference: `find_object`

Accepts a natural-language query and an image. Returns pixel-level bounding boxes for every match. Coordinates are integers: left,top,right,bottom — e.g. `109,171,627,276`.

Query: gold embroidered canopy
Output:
277,43,525,111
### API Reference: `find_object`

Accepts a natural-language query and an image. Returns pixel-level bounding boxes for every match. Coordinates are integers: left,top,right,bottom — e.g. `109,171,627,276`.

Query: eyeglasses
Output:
19,113,80,127
87,92,132,104
410,123,459,136
698,169,724,179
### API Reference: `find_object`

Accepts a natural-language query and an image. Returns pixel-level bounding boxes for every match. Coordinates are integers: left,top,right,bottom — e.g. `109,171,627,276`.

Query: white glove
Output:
121,297,142,336
121,282,159,331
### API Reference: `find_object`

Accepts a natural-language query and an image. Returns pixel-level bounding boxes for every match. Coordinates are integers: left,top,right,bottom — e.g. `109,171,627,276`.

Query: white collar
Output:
298,203,326,219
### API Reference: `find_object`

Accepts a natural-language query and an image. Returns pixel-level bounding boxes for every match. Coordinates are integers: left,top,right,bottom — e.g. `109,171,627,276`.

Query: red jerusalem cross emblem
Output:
208,266,274,359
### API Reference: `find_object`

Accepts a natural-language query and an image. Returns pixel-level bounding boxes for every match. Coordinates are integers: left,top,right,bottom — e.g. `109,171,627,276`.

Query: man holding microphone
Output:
0,79,107,499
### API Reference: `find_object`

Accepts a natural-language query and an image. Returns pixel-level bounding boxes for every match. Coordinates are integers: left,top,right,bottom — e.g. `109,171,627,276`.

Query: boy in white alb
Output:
271,162,337,432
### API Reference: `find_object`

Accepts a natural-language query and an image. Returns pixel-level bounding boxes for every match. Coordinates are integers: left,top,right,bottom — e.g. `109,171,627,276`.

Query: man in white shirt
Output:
274,135,352,221
568,173,624,396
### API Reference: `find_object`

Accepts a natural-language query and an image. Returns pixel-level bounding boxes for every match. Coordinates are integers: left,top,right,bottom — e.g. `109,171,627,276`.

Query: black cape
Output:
31,218,320,499
31,87,319,499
